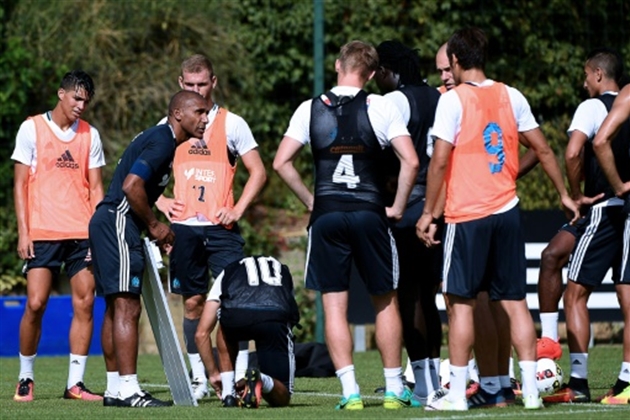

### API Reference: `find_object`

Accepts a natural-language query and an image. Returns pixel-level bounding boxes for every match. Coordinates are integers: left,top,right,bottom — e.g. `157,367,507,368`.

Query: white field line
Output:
141,383,629,416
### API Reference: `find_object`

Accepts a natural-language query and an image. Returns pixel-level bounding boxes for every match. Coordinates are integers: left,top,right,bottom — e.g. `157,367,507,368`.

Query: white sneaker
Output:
425,387,468,411
523,394,543,410
191,379,208,401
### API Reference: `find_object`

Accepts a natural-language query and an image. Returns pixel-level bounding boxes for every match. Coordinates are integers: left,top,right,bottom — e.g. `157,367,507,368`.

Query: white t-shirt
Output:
283,86,410,146
567,93,616,140
11,112,106,170
158,104,258,157
384,90,410,124
567,92,622,208
432,80,539,146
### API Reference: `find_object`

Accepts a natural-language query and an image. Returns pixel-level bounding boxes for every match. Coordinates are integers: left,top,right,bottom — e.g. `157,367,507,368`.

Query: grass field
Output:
1,345,629,419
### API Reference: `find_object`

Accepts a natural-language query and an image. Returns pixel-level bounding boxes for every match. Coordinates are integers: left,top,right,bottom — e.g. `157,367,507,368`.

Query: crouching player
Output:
195,255,300,408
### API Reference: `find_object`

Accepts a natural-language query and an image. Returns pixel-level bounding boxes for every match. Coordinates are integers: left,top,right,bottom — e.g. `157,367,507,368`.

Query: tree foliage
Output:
1,0,629,292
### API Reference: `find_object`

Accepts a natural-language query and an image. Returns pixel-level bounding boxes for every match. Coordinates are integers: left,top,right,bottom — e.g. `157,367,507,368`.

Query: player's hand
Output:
416,213,441,248
148,221,175,249
209,372,222,397
215,206,242,226
561,195,580,225
17,234,35,260
574,192,605,215
385,206,403,222
155,196,185,222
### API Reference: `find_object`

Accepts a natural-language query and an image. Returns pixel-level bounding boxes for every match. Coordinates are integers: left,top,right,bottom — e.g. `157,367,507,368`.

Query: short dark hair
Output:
447,27,488,71
376,40,424,86
586,48,624,85
60,70,95,100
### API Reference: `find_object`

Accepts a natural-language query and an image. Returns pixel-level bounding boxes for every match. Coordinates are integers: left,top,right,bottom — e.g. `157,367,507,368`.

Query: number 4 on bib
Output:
332,154,360,189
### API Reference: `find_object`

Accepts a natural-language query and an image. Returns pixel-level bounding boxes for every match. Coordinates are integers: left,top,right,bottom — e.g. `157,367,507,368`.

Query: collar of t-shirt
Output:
463,79,494,87
44,111,80,141
205,103,219,128
329,86,361,97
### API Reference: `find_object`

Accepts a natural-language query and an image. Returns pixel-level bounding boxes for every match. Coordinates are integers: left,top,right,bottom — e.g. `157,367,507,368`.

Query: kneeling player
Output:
195,255,300,408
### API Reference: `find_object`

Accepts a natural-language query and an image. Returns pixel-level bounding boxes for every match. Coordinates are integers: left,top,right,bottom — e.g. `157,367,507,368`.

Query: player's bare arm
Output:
88,167,104,212
122,173,174,247
14,162,34,259
417,138,452,247
520,127,580,223
387,134,419,221
215,148,267,226
273,136,314,211
194,299,222,396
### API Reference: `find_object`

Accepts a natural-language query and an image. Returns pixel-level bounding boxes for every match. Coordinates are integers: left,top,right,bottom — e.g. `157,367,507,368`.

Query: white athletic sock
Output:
619,361,630,382
468,358,479,383
118,374,141,399
411,358,428,398
260,372,274,393
18,353,36,381
336,365,359,399
235,349,249,381
540,312,559,341
67,354,88,389
499,374,511,389
570,353,589,379
509,357,515,379
480,376,501,394
188,353,206,382
447,364,468,401
220,371,235,399
106,371,120,397
519,360,539,398
384,367,404,396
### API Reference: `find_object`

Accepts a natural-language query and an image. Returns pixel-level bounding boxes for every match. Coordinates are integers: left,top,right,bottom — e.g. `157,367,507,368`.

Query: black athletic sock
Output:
568,376,589,391
183,318,200,354
612,379,629,394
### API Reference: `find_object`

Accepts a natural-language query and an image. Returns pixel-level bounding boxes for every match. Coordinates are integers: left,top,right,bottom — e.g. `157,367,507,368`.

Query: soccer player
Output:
195,255,299,408
374,40,442,404
89,90,209,408
550,79,630,405
435,43,455,93
12,70,104,402
273,40,420,409
417,27,578,411
155,54,266,400
537,49,622,363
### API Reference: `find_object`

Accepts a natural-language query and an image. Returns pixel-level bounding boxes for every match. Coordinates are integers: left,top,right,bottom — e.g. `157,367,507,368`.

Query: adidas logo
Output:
56,150,79,169
572,360,582,365
623,368,629,374
71,360,80,365
188,139,211,155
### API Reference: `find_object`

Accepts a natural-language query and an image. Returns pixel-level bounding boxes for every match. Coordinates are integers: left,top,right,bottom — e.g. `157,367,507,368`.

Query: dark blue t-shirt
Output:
100,124,176,219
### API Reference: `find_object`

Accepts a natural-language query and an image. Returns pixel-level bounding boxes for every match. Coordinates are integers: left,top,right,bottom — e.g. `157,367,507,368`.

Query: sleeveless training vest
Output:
28,115,93,240
582,94,630,200
220,256,300,328
445,82,519,223
309,90,384,209
172,108,236,225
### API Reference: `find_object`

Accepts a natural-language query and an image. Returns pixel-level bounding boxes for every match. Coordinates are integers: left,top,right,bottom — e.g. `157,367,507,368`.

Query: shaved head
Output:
168,90,205,115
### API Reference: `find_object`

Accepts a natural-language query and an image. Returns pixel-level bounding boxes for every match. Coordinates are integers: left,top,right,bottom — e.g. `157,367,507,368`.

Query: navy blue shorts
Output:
391,199,443,288
558,215,589,238
222,321,295,393
89,205,145,296
442,205,526,300
305,210,398,295
23,240,90,279
168,223,245,295
568,205,628,286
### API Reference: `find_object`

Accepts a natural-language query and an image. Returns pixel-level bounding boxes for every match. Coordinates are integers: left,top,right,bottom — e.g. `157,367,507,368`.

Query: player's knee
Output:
25,297,49,317
540,245,567,270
